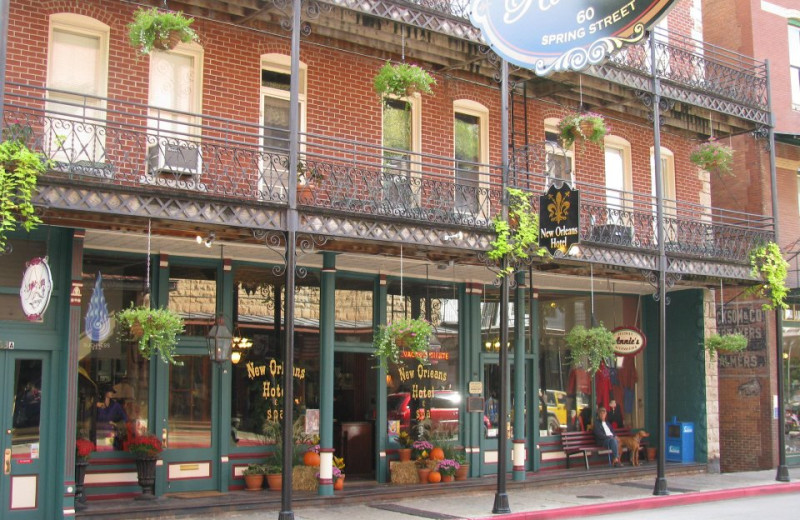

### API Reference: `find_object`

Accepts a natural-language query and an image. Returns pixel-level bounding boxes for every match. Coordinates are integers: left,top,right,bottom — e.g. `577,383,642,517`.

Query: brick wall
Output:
3,0,708,212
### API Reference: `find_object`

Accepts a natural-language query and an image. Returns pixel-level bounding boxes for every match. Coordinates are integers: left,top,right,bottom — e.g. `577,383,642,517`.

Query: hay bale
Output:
292,465,319,491
390,460,418,485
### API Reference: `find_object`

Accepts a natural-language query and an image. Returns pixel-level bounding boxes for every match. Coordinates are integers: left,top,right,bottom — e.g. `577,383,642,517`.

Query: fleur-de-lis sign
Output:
547,191,571,224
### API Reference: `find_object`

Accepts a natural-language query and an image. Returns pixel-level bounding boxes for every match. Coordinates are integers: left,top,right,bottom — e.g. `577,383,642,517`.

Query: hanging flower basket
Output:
557,113,607,148
690,140,734,175
373,318,434,369
704,333,748,359
564,324,615,375
128,7,198,56
373,61,436,98
0,139,46,253
748,241,789,310
116,305,185,365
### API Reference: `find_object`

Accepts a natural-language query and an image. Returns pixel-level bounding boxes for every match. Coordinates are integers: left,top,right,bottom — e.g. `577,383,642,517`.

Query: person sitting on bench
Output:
592,407,621,467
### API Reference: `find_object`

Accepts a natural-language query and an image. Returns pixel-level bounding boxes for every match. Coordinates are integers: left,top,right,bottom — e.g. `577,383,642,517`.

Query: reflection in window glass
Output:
77,255,150,453
386,280,460,443
230,268,319,447
335,277,373,344
11,360,42,457
539,293,642,435
168,265,216,337
168,356,211,448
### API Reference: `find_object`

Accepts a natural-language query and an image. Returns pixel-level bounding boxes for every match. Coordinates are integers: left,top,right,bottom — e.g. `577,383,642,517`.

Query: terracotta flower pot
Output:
153,30,183,51
398,448,412,462
333,474,345,490
266,473,282,491
647,447,657,461
441,474,454,483
244,473,264,491
417,467,431,484
454,463,469,481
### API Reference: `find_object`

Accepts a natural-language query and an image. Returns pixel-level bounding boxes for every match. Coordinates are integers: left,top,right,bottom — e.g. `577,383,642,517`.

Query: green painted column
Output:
319,253,336,495
153,254,169,497
513,272,526,480
218,258,233,492
466,283,482,473
530,287,541,472
375,275,388,483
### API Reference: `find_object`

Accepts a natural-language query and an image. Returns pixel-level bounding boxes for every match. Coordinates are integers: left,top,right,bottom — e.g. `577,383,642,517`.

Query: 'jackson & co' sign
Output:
469,1,676,75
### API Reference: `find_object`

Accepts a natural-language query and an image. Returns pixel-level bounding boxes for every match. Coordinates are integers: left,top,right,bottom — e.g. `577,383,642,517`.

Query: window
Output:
790,23,800,111
544,117,574,185
454,100,489,215
145,42,204,184
260,54,307,197
651,147,677,243
382,93,421,210
46,15,108,167
603,136,632,222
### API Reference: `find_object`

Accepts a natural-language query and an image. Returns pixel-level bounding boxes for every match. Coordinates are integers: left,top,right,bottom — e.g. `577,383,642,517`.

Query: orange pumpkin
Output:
430,447,445,461
303,451,321,467
427,470,442,483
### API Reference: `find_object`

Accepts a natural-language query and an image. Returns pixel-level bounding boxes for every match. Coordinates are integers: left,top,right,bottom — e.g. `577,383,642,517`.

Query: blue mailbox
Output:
666,417,694,463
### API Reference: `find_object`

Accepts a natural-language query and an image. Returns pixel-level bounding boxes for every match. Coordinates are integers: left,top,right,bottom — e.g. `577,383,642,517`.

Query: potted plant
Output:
557,112,607,149
124,433,163,500
332,456,346,490
296,160,323,204
74,438,95,509
116,304,185,365
690,140,733,175
128,7,198,56
396,431,414,462
749,241,789,310
453,451,469,481
704,333,748,359
436,459,459,482
373,61,436,97
242,463,266,491
413,440,434,483
373,317,434,369
0,139,46,253
488,187,547,278
565,324,615,375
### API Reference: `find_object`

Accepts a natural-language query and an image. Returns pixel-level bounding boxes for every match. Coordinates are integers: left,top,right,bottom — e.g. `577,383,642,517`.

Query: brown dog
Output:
617,430,650,466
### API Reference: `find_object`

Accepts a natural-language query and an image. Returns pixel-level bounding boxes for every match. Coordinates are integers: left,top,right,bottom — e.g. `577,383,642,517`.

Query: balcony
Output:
2,82,773,272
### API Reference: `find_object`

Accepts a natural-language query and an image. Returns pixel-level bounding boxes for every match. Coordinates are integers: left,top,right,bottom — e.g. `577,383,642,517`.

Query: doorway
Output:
0,351,52,519
333,352,375,478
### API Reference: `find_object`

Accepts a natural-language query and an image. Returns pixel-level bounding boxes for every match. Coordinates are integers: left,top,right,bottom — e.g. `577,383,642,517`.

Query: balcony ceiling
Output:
163,0,763,136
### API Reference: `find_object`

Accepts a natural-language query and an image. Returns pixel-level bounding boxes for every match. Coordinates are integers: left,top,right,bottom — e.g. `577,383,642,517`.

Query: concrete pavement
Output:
207,467,799,520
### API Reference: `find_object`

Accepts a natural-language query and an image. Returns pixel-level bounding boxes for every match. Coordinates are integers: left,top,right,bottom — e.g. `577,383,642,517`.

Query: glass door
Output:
479,358,514,475
0,352,50,519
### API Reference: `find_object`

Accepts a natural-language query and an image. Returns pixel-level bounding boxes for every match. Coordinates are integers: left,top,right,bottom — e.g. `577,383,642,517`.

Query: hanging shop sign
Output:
20,257,53,321
612,326,646,356
539,183,580,256
469,0,677,75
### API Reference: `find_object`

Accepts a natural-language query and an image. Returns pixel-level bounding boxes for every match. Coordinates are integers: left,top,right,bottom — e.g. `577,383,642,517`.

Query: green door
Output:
0,351,52,519
479,357,513,475
160,352,220,493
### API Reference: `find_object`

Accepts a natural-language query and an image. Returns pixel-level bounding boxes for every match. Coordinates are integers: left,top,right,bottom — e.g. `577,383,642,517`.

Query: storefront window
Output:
386,280,460,443
168,265,216,337
230,267,320,447
335,277,373,344
539,293,642,435
78,254,150,452
781,307,799,456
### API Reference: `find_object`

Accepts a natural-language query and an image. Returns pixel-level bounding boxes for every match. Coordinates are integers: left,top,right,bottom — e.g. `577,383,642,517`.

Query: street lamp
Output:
207,315,232,363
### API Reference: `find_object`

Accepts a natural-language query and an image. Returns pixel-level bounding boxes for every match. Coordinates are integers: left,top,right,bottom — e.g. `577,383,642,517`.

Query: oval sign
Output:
20,257,53,321
612,326,646,356
469,0,676,75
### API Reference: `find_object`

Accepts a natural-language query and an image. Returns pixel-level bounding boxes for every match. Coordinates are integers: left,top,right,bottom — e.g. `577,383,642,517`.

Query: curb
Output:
473,481,800,520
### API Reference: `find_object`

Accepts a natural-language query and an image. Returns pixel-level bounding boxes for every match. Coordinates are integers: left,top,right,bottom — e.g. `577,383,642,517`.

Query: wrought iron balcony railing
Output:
2,83,773,264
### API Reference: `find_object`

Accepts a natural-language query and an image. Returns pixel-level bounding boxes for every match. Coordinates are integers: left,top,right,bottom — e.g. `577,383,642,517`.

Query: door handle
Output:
162,428,168,449
4,448,10,475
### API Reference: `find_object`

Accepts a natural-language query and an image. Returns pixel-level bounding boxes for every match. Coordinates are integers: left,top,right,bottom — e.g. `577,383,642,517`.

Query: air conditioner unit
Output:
147,143,201,176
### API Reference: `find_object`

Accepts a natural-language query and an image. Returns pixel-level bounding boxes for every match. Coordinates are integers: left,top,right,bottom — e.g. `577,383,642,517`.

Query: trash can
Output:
665,416,694,463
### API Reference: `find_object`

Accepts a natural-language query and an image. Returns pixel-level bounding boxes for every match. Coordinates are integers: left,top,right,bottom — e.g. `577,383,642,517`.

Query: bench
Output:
561,428,648,470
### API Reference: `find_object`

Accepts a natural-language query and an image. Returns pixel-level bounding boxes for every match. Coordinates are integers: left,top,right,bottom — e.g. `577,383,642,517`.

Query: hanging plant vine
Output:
488,187,547,277
0,139,46,252
748,241,789,310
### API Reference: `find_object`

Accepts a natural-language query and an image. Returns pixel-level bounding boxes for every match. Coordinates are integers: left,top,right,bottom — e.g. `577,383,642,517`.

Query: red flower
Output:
124,434,163,458
76,438,95,460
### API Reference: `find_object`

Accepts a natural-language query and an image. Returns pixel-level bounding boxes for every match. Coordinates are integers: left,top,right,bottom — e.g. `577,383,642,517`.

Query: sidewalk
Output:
209,467,799,520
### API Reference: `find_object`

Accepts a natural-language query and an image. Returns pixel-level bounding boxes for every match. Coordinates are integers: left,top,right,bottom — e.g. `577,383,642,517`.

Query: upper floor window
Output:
382,93,421,209
544,117,574,185
604,136,632,214
790,23,800,111
454,100,489,215
46,14,109,166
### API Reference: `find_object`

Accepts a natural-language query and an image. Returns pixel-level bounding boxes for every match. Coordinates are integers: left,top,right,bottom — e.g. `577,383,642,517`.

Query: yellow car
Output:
545,390,568,435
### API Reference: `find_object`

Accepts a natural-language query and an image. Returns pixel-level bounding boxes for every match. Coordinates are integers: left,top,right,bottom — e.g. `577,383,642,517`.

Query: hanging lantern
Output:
207,315,233,363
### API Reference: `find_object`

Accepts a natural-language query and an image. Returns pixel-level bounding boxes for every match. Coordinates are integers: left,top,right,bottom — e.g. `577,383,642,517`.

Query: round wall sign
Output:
612,326,646,356
20,257,53,321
